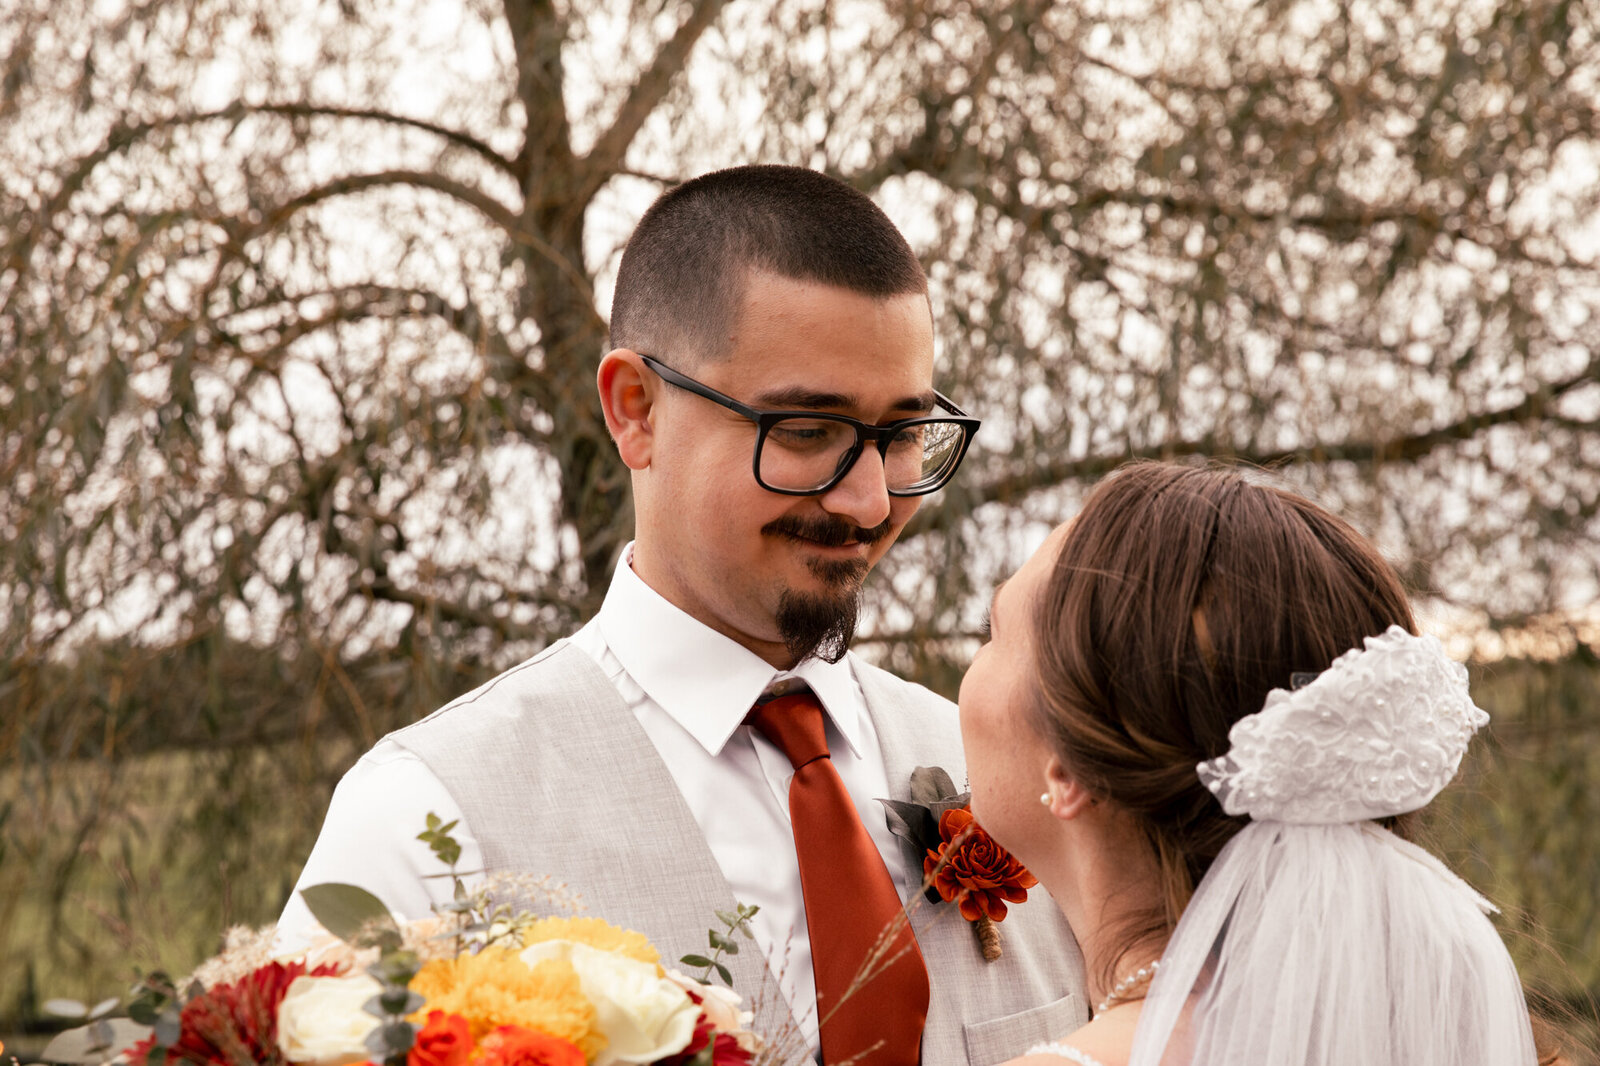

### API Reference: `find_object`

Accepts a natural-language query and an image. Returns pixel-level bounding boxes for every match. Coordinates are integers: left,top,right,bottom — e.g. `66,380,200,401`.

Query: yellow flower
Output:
519,918,659,968
410,949,604,1060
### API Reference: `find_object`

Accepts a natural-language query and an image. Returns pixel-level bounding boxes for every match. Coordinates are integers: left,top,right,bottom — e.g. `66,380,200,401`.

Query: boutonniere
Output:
879,766,1039,962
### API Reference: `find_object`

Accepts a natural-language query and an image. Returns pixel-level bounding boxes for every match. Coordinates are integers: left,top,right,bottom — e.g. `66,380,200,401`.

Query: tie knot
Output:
746,691,830,770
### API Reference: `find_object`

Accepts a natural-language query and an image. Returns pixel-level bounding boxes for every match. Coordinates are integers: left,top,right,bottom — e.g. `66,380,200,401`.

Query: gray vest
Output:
391,641,1087,1065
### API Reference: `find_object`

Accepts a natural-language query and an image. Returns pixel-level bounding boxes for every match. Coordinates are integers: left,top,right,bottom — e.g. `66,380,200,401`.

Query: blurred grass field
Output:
2,656,1596,1064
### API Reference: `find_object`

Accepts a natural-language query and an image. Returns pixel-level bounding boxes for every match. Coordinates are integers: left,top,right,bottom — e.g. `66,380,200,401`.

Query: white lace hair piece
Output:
1126,625,1539,1066
1197,625,1488,823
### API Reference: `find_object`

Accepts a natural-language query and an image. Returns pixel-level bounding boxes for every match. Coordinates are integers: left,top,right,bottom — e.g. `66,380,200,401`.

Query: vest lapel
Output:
855,659,967,806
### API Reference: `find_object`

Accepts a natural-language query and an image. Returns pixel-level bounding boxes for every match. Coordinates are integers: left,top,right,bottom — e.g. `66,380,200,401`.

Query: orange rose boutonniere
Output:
880,766,1038,962
923,808,1039,959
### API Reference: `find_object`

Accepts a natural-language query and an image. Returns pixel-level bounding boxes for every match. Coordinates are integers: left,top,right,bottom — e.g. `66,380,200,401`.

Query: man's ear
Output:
1042,755,1095,821
597,349,656,470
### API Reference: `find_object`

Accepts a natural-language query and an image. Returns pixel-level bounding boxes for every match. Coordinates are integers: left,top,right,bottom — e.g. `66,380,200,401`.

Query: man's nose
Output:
818,445,892,528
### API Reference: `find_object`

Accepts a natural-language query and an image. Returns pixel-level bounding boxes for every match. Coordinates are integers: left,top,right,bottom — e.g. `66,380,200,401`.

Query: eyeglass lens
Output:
759,418,968,493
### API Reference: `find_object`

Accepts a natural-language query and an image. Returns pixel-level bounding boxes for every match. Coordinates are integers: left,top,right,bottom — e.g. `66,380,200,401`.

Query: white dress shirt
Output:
277,545,913,1051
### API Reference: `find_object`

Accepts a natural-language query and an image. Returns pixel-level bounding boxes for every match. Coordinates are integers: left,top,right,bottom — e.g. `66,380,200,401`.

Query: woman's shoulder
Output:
1004,1003,1141,1066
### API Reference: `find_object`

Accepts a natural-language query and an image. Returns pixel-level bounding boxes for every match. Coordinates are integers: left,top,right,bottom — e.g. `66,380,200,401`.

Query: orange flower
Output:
470,1025,585,1066
410,1011,474,1066
923,807,1038,922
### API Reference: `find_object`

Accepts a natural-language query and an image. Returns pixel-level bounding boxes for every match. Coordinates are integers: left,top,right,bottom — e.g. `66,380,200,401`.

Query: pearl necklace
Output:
1095,959,1161,1015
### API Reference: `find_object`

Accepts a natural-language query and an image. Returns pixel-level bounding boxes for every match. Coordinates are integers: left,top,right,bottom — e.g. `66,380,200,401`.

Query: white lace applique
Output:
1197,626,1489,823
1027,1042,1109,1066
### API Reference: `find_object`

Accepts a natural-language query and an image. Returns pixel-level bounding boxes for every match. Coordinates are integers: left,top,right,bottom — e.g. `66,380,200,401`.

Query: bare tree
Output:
1,0,1596,1028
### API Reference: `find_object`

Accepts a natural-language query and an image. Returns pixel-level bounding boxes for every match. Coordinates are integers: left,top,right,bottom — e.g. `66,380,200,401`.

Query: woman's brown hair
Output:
1029,461,1417,986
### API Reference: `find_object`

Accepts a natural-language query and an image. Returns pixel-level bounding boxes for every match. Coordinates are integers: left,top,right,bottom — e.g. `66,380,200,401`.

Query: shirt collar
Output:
596,543,866,760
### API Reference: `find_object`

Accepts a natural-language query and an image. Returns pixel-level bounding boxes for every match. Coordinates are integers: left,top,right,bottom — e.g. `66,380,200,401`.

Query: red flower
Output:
654,993,753,1066
923,807,1038,922
127,961,341,1066
410,1011,474,1066
469,1025,584,1066
704,1030,754,1066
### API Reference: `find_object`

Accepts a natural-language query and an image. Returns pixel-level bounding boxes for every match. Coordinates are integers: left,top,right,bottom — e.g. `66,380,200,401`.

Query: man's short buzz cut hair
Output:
608,164,928,364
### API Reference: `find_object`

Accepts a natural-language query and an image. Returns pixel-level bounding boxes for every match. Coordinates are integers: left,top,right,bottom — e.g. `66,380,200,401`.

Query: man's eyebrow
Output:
749,386,938,414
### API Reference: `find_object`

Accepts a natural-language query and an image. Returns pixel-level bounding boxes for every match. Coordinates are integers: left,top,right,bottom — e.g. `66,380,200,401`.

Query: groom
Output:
278,165,1085,1064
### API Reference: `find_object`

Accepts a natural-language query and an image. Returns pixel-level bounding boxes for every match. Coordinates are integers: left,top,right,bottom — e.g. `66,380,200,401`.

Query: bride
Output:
957,461,1556,1066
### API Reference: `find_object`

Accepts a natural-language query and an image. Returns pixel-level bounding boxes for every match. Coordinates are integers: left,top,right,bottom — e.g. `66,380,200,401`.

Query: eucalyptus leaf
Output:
380,1020,415,1054
879,799,925,843
367,949,421,987
879,798,939,850
127,999,161,1026
379,988,423,1016
154,1011,182,1047
43,999,89,1020
680,953,714,968
300,883,400,945
41,1020,151,1064
87,1019,114,1051
927,794,972,821
909,765,958,804
713,962,732,986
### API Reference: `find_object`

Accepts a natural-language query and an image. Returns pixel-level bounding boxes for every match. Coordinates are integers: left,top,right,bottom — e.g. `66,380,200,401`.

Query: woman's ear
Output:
597,350,655,470
1042,755,1095,820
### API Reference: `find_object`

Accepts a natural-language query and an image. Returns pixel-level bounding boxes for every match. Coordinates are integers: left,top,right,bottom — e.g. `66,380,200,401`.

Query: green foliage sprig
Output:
679,903,759,988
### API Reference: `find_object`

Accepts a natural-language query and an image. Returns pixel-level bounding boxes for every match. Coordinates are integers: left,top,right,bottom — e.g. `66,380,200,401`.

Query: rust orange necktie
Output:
748,691,930,1066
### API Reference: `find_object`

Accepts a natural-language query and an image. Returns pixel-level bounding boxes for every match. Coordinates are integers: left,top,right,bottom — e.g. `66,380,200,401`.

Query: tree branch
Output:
248,103,517,177
204,284,559,428
365,569,546,643
580,0,734,193
904,363,1600,537
257,169,521,236
29,104,513,246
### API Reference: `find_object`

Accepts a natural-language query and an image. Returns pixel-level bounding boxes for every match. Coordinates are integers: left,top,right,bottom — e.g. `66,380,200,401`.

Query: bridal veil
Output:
1127,626,1540,1066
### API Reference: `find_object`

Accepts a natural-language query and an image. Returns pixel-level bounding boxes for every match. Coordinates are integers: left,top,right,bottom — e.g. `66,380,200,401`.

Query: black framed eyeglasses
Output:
638,354,980,497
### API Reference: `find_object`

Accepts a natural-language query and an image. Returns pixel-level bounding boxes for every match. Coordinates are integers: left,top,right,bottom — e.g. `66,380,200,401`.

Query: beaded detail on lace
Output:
1197,626,1488,824
1027,1043,1110,1066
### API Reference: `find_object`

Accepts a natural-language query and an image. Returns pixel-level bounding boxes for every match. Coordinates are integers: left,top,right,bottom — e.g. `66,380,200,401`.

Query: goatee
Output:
763,513,887,664
776,577,865,664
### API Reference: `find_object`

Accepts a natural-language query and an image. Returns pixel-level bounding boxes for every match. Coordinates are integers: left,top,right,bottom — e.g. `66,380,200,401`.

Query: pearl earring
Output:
1039,792,1051,807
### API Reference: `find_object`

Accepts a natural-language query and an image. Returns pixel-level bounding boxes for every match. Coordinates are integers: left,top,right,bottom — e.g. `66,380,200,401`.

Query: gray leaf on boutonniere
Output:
879,765,972,904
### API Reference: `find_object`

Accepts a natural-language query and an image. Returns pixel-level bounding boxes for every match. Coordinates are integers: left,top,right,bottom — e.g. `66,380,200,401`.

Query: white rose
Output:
275,974,382,1066
663,970,753,1033
521,941,699,1065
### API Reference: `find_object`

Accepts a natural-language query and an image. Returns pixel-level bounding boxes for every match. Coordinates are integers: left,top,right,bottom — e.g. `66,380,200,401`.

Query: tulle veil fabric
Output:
1126,821,1538,1066
1123,627,1540,1066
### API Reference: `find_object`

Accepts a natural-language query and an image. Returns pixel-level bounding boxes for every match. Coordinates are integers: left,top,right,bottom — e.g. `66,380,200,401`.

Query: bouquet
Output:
43,817,764,1066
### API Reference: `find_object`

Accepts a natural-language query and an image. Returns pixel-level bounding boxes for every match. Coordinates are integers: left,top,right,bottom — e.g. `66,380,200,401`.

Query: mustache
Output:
761,514,893,547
